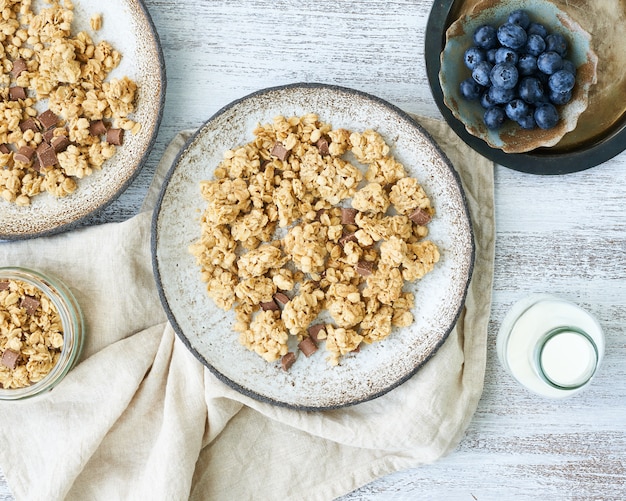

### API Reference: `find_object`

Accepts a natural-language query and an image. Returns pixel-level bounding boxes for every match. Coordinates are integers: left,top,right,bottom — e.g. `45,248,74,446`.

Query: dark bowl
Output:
426,0,626,174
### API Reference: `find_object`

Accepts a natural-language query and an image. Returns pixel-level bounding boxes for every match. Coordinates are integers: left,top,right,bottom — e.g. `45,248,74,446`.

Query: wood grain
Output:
1,0,625,498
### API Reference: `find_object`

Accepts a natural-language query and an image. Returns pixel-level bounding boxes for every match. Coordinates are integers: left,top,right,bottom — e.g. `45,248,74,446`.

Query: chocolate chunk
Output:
281,352,296,371
273,292,290,306
298,337,318,357
43,129,55,143
260,299,279,311
356,260,374,277
316,136,330,156
31,157,41,172
341,208,358,225
106,128,124,146
89,120,107,136
1,349,19,370
14,145,35,164
339,232,358,246
409,207,432,226
51,135,70,153
37,144,57,168
11,58,27,78
307,323,325,343
38,109,59,130
0,144,10,154
270,142,290,161
9,86,26,101
20,295,40,315
0,281,9,291
311,209,324,222
19,118,39,133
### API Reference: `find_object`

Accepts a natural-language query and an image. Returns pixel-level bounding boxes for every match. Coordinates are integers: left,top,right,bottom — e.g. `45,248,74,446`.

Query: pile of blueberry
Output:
459,9,577,131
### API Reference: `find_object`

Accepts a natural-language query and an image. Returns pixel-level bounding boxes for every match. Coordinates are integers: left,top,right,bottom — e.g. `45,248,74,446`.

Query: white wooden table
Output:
2,0,625,498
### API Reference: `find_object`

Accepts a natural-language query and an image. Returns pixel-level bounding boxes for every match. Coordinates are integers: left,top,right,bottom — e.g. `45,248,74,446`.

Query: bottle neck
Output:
534,327,599,390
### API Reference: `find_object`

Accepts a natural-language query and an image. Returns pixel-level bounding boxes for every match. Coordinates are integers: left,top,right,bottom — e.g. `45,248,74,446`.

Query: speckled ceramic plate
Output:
152,83,474,410
426,0,626,174
0,0,165,240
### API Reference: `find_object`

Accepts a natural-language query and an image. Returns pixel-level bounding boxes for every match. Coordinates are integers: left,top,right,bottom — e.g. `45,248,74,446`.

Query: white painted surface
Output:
1,0,625,498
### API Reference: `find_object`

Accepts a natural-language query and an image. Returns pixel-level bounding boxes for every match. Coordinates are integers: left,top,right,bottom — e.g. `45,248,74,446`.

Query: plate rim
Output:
0,0,167,241
151,82,476,410
425,0,626,175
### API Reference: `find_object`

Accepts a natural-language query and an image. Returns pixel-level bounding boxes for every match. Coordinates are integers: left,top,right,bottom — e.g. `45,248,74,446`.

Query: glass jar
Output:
497,293,604,398
0,267,84,400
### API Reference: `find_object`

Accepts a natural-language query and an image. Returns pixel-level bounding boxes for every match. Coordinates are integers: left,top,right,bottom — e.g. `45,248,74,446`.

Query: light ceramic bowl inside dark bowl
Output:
439,0,598,154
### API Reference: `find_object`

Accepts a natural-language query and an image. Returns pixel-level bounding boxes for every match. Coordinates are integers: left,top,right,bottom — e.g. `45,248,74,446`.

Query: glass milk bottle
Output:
497,294,604,398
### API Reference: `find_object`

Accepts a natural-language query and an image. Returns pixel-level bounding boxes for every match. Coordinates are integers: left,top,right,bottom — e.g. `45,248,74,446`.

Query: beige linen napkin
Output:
0,115,494,501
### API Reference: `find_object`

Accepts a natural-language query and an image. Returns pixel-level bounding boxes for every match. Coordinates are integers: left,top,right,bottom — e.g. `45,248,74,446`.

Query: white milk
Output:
497,294,604,398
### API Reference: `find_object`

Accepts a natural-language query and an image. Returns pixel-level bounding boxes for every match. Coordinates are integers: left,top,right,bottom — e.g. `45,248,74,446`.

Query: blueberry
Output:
561,59,577,75
497,23,528,49
508,9,531,30
460,78,482,100
549,89,572,105
464,47,486,70
527,22,548,38
549,70,576,93
517,54,538,76
518,76,545,104
517,110,537,129
495,47,518,65
474,25,498,49
504,97,530,122
534,103,560,129
488,85,516,105
505,99,530,122
484,106,507,130
486,48,498,64
525,34,546,56
490,63,519,89
545,33,568,56
537,51,563,74
480,89,497,109
472,60,493,86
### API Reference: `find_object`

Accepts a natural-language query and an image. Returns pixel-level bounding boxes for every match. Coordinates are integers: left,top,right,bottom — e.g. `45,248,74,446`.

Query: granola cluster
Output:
0,279,64,388
190,114,440,367
0,0,140,206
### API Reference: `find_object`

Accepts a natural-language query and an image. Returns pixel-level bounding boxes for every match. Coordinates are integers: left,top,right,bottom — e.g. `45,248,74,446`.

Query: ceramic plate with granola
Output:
152,83,474,410
0,0,164,240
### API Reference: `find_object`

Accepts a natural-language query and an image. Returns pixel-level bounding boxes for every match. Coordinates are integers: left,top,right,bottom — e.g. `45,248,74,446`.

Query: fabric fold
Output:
0,325,163,501
66,324,208,500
